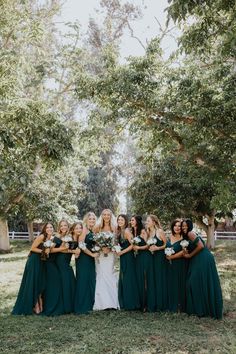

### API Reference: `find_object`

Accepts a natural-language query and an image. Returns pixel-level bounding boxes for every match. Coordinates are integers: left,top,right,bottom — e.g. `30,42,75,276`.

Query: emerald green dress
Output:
12,242,46,315
153,235,168,311
55,241,76,314
118,235,140,310
74,231,96,314
42,237,65,316
185,236,223,319
166,239,187,313
135,237,155,312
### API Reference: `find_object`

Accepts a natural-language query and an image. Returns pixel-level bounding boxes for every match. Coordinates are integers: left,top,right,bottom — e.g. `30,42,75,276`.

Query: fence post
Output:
12,231,15,240
214,231,217,240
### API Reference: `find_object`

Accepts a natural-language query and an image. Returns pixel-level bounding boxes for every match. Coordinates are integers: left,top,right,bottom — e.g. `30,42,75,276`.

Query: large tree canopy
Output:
75,1,236,247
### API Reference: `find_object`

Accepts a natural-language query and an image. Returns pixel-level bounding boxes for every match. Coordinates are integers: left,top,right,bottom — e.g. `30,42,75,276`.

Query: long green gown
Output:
55,241,76,314
74,231,96,314
166,239,188,313
118,235,140,310
42,236,65,316
186,236,223,319
135,237,155,312
153,235,168,311
12,243,46,315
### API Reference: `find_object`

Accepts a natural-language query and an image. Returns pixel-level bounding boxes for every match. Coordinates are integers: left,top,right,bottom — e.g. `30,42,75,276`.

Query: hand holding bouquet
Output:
164,247,175,264
131,236,142,256
147,237,157,254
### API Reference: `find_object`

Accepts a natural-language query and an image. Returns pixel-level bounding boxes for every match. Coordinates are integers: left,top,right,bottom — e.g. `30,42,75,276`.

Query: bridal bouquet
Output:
164,247,175,264
147,237,157,254
131,236,142,256
93,232,115,257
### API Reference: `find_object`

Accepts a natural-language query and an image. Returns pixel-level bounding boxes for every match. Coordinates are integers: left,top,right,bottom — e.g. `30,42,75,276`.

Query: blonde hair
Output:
96,209,117,232
83,212,97,229
147,214,162,237
57,219,70,235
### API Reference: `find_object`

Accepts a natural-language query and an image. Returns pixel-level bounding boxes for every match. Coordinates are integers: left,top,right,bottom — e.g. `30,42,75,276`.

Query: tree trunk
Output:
206,213,216,249
0,217,10,252
27,221,34,243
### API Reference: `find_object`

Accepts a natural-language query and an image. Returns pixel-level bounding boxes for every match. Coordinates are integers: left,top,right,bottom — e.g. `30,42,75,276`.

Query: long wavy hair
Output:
41,222,54,241
146,214,162,238
83,211,97,229
130,215,144,237
70,221,83,240
116,214,129,237
96,209,117,232
57,219,70,235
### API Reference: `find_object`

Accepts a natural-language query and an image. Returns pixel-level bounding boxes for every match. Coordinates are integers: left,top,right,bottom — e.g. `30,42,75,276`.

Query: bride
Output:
93,209,119,310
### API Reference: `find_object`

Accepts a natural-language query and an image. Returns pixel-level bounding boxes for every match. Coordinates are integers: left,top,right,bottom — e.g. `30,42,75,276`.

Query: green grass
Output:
0,240,235,354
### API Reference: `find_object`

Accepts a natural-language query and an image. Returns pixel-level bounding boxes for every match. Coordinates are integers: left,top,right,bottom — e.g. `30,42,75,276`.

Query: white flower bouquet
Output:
131,236,142,256
147,237,157,254
164,247,175,264
61,235,73,248
112,244,122,254
78,241,87,250
41,239,55,260
93,232,114,257
180,240,189,249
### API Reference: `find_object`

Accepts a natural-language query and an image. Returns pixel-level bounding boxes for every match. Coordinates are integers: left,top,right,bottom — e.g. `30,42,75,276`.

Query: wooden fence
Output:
8,231,236,240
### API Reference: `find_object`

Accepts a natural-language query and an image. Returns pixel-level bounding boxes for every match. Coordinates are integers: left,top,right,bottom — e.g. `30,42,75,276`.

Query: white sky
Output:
57,0,178,60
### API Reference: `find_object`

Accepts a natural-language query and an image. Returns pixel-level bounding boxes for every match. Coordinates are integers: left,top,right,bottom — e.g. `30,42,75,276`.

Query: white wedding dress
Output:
93,251,120,310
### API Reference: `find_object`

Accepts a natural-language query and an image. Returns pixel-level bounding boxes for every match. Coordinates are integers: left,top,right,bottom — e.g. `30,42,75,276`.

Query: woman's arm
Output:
30,235,44,254
166,250,184,260
183,231,204,258
117,229,133,256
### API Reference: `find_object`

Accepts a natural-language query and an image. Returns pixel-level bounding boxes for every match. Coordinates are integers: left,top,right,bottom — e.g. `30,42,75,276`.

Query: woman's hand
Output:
45,248,50,255
74,248,81,256
183,253,191,259
166,255,173,261
116,251,123,257
92,252,100,258
133,245,140,251
149,245,159,252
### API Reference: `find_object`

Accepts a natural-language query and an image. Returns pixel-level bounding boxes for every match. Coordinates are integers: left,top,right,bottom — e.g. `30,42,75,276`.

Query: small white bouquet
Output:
180,240,189,249
61,235,73,248
147,237,157,254
78,241,87,250
42,239,55,259
112,244,122,254
91,245,101,253
164,247,175,264
131,236,142,256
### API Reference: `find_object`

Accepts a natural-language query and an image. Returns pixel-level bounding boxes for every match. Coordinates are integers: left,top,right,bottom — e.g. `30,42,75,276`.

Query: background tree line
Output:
0,0,235,250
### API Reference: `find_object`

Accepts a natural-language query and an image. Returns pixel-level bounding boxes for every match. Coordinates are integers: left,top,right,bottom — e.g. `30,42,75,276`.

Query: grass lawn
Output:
0,240,235,354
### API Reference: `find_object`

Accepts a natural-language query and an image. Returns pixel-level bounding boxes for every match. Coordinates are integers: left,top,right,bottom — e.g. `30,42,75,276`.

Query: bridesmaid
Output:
165,219,187,313
12,224,48,315
116,214,140,310
147,214,168,312
74,212,99,314
42,223,68,316
130,215,155,312
55,219,78,314
182,219,223,319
